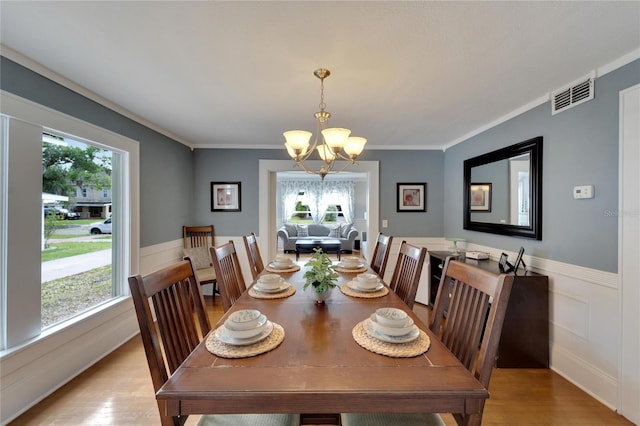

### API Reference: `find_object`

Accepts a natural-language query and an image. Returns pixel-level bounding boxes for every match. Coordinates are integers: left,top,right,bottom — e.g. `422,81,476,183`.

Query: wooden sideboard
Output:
428,251,549,368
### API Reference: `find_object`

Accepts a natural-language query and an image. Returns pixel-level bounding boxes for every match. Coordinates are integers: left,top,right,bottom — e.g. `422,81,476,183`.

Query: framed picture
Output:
470,182,492,212
397,183,426,212
211,182,241,212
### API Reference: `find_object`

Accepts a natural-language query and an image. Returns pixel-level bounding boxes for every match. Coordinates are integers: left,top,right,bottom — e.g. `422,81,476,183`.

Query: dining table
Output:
156,260,489,419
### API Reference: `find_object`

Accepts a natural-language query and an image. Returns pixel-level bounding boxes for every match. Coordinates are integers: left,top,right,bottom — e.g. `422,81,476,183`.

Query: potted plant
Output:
303,248,339,303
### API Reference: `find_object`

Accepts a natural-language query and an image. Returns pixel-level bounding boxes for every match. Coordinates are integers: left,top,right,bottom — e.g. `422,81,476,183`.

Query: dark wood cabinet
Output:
428,251,549,368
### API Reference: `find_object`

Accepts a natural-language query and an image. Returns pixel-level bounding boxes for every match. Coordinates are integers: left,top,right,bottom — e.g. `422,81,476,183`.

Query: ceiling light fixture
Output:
284,68,367,180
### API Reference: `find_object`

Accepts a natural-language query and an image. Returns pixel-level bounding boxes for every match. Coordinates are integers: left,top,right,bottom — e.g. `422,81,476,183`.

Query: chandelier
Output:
283,68,367,180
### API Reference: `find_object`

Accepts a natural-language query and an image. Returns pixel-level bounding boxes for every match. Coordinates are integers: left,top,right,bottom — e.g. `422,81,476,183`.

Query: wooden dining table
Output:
157,261,488,418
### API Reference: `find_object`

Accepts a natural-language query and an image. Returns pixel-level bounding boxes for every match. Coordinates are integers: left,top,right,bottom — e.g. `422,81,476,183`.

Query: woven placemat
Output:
340,283,389,299
206,322,285,358
334,265,369,273
352,320,430,358
249,284,296,299
265,264,301,273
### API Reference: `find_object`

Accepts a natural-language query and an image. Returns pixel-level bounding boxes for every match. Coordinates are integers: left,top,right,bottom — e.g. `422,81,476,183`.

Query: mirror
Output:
463,136,542,240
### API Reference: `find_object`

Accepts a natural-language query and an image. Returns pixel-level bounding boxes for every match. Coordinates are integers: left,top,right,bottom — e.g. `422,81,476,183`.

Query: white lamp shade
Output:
321,128,351,149
317,144,336,161
283,130,312,151
344,137,367,156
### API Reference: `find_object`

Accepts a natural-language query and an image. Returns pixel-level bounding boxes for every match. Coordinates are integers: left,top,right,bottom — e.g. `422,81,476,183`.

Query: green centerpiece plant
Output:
303,249,339,302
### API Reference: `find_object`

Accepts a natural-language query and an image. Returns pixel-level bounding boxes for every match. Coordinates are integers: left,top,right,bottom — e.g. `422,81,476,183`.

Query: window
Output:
1,92,139,351
288,191,344,224
41,134,114,328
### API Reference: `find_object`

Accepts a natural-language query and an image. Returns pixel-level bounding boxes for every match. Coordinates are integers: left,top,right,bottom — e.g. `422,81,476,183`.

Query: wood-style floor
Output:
9,296,633,425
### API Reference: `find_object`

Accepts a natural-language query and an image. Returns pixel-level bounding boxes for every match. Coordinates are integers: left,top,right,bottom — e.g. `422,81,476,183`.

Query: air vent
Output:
551,73,595,115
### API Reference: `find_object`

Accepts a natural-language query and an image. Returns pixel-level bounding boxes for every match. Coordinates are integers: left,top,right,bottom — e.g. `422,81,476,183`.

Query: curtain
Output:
279,179,356,224
332,180,355,223
279,180,301,223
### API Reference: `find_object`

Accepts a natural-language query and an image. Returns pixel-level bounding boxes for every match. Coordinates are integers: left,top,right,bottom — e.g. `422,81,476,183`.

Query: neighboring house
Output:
73,186,112,219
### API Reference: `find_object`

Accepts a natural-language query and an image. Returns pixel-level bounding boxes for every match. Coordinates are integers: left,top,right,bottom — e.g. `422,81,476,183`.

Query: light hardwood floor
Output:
9,296,633,425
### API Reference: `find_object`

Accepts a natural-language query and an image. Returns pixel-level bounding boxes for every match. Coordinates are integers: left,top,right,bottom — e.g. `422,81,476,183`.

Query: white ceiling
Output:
1,1,639,151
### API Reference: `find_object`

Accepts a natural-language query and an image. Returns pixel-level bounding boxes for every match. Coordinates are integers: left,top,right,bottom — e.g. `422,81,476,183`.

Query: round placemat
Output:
265,264,301,273
352,320,430,358
249,285,296,299
206,322,285,358
340,284,389,299
334,265,369,273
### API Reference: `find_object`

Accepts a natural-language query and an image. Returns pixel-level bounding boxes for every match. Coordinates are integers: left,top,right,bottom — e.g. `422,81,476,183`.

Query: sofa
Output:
278,223,358,253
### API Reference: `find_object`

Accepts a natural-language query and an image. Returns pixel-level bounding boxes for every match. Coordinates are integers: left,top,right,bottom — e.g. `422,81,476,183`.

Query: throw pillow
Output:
184,246,211,270
296,224,309,237
284,223,297,237
328,226,341,238
340,223,353,238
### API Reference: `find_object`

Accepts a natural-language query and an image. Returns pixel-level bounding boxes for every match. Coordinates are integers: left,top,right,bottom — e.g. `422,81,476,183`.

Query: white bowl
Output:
341,256,361,266
226,309,262,331
224,314,268,338
272,256,293,268
258,274,283,289
355,273,380,289
375,307,409,328
370,314,414,336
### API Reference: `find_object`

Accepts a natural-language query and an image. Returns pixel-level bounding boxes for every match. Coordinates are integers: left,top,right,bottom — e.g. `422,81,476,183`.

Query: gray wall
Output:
444,59,640,272
193,148,445,238
0,57,194,247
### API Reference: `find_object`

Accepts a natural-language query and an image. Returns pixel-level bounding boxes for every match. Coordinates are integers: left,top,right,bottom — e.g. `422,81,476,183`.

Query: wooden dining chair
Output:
129,259,299,426
243,232,265,281
387,241,427,309
341,258,514,426
183,225,217,291
369,233,393,279
210,241,247,312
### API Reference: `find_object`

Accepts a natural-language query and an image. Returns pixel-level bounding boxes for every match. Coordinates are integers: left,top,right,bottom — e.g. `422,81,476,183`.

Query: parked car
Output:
43,207,80,220
89,217,112,234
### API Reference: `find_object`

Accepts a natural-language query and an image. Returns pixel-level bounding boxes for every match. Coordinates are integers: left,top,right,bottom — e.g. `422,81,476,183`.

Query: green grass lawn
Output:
42,241,112,262
41,265,112,328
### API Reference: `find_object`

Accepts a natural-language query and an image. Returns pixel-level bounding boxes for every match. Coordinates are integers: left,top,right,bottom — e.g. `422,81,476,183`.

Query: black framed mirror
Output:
463,136,542,240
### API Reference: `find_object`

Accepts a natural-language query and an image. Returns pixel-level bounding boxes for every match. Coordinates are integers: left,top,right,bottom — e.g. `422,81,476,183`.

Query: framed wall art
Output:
470,182,492,212
211,182,241,212
397,182,426,212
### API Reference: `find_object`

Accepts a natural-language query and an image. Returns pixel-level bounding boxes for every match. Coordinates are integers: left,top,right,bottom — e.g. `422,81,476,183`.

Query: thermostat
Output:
573,185,594,199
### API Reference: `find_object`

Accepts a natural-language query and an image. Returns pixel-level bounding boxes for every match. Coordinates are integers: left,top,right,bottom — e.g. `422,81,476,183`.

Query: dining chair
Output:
341,258,514,426
243,232,265,281
387,241,427,309
183,225,217,291
210,241,247,312
128,259,298,426
369,233,393,279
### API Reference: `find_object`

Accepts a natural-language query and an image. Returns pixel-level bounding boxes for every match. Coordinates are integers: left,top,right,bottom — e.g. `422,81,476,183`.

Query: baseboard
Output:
551,344,618,410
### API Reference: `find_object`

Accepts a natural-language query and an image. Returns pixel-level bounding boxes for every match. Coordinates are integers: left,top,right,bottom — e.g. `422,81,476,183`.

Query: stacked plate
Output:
215,309,274,345
347,273,384,293
252,273,291,294
363,307,420,343
269,256,295,270
337,256,366,270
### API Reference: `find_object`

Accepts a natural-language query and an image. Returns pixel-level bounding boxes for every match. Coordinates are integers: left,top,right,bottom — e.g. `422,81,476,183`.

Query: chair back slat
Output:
370,233,393,278
128,259,211,426
243,232,265,280
388,241,427,309
211,241,247,312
